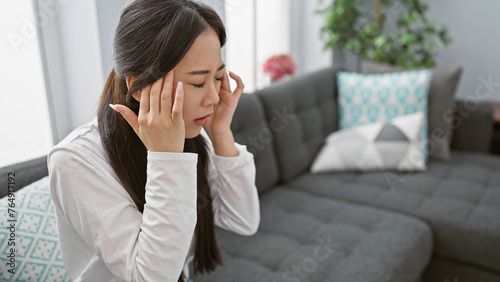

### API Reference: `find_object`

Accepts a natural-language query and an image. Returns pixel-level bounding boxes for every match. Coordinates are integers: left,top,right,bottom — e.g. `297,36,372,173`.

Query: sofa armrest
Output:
450,99,494,153
0,155,48,198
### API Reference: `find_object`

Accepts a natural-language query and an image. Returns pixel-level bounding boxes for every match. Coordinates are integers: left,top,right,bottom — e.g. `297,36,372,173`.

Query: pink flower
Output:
263,54,296,80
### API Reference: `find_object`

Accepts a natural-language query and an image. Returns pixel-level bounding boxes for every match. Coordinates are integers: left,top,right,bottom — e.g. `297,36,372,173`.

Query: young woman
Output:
47,0,260,281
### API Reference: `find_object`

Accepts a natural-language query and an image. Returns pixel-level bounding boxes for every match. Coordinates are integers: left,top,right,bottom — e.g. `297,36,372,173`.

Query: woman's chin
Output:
185,127,202,139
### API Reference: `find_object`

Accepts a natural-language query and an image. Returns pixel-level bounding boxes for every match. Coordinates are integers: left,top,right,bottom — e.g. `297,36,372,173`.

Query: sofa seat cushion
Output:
287,151,500,272
193,187,432,282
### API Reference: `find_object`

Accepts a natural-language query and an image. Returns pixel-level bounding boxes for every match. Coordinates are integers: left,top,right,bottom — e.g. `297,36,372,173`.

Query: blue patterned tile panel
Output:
0,176,71,281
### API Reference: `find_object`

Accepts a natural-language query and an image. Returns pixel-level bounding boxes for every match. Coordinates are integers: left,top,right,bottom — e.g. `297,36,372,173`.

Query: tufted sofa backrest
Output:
230,93,281,194
255,67,342,182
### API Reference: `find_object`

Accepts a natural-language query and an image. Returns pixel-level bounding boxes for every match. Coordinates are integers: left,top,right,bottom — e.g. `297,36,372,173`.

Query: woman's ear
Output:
126,76,140,102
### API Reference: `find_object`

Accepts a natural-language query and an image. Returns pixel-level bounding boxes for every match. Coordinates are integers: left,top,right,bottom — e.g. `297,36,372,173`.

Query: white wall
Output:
57,0,104,129
291,0,333,76
95,0,133,82
422,0,500,102
255,0,292,89
225,0,255,91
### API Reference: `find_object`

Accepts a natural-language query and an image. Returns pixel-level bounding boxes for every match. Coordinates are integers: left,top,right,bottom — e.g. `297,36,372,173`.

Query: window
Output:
1,1,53,167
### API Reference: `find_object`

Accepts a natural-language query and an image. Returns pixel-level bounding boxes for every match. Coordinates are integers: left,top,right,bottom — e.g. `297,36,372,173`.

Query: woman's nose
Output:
203,83,220,106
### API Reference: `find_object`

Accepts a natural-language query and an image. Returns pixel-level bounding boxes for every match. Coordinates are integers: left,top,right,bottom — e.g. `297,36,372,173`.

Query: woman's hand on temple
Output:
203,70,244,139
110,70,186,153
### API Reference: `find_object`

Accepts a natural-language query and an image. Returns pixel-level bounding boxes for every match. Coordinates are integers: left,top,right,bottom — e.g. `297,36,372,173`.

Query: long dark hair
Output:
96,0,226,280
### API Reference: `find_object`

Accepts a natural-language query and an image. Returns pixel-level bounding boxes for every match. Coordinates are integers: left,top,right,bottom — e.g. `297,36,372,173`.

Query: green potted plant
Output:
317,0,452,70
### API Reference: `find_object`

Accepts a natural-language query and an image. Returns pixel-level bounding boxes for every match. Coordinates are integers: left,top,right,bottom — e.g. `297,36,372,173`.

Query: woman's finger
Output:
139,82,151,116
229,71,244,95
160,70,174,118
149,74,164,116
221,69,231,92
171,81,184,123
110,104,139,136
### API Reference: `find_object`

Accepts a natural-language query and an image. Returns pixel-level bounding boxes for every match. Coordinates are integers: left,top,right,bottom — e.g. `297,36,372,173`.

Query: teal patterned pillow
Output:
0,176,70,282
337,70,432,162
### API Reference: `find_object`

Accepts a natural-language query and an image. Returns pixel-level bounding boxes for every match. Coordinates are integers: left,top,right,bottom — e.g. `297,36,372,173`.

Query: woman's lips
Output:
194,114,211,125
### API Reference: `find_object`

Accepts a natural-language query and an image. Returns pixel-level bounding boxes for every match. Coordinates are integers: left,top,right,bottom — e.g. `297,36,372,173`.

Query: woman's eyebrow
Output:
188,63,225,75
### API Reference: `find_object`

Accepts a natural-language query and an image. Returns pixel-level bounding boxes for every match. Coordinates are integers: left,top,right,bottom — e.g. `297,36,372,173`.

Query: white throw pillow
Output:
337,70,432,163
310,112,426,173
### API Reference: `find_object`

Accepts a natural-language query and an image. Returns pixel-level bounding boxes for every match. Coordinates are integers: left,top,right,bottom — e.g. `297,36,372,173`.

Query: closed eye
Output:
193,77,223,88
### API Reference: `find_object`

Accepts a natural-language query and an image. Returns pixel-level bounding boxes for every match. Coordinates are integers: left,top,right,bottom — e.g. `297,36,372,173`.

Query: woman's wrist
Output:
208,130,239,157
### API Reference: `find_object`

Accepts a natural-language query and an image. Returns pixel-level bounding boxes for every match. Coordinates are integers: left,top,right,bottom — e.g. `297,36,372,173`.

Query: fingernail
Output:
177,81,183,92
109,104,119,113
168,70,173,75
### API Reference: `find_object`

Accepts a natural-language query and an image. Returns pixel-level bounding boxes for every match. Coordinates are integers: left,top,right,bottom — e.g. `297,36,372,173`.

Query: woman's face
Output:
131,27,224,139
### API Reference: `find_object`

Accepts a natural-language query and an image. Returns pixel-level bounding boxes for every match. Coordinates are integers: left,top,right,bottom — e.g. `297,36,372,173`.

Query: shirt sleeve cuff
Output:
209,142,254,172
147,151,198,162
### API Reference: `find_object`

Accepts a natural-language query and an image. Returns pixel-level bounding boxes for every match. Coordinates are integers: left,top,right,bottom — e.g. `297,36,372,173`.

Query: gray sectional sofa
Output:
191,67,500,282
1,67,499,282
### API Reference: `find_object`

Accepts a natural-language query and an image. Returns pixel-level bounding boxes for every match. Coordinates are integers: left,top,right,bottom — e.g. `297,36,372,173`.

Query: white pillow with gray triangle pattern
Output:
311,111,426,173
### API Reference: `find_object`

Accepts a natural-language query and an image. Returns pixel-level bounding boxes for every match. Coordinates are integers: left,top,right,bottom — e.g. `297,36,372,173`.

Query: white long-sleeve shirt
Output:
47,117,260,282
